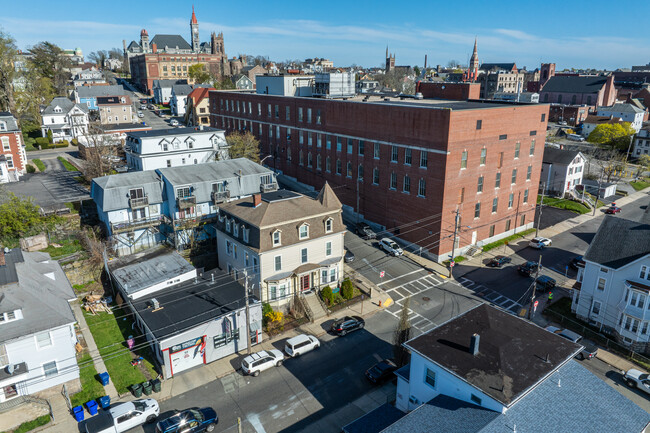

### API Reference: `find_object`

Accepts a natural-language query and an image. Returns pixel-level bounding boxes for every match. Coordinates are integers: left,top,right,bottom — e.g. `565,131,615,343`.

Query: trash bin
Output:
99,395,111,409
86,400,98,416
151,378,161,393
142,381,153,396
72,405,84,422
98,372,110,386
132,383,143,398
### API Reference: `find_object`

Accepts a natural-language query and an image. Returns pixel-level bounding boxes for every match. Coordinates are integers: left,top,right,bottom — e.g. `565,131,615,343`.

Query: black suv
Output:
517,261,539,277
330,316,365,336
356,222,377,239
365,359,398,384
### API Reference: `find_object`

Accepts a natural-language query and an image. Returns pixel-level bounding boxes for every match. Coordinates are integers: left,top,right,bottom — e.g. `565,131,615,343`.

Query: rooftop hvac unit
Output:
151,298,160,310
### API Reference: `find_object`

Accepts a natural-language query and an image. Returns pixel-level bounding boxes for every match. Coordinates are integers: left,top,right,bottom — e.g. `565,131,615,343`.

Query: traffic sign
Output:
379,271,385,278
450,261,455,267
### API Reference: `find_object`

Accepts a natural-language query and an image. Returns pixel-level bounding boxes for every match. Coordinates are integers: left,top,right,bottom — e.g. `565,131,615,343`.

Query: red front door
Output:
300,274,310,292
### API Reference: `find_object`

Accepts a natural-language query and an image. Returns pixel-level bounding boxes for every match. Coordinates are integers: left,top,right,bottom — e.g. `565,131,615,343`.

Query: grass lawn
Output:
40,237,83,259
32,159,46,172
442,255,467,266
69,353,105,408
481,228,536,253
538,195,590,214
57,156,78,171
631,179,650,191
4,414,51,433
83,304,158,394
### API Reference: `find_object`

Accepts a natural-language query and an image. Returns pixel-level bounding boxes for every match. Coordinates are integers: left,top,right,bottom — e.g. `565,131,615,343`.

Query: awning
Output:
626,280,650,293
320,256,342,266
292,263,321,275
264,271,293,283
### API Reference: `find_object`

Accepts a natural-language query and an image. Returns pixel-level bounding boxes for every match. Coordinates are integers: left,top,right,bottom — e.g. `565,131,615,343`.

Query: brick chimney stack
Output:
152,43,157,54
253,194,262,207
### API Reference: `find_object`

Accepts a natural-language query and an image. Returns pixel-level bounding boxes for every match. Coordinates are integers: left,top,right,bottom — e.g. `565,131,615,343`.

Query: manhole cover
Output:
422,297,430,302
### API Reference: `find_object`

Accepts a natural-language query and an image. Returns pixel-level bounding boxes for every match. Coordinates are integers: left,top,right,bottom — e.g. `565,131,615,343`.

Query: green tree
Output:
28,41,71,95
321,286,333,305
0,28,17,113
341,278,354,300
587,123,635,150
212,76,235,90
0,191,44,240
413,65,421,77
392,297,411,367
226,131,260,162
188,63,211,84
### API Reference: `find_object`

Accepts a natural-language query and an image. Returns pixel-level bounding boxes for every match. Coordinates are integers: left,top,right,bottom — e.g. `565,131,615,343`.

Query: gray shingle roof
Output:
541,76,609,94
75,85,128,99
128,126,220,139
405,304,581,407
127,40,141,51
584,213,650,268
41,97,88,115
91,171,164,212
150,34,191,51
171,84,193,97
152,79,188,89
542,148,581,165
0,249,76,344
480,63,517,72
599,103,646,114
0,112,19,132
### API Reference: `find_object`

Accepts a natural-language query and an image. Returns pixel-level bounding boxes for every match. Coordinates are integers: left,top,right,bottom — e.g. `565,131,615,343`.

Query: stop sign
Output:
380,271,385,278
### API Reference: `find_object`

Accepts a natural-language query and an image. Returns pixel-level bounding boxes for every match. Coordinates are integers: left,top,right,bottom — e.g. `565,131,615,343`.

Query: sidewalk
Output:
41,284,393,432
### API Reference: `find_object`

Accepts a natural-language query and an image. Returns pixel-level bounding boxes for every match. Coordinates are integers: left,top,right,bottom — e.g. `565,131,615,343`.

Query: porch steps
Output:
303,292,328,320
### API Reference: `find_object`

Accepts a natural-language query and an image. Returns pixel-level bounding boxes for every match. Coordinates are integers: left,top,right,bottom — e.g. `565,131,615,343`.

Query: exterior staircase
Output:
302,292,329,321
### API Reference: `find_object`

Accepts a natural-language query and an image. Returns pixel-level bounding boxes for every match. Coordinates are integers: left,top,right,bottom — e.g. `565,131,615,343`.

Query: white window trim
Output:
42,360,58,378
299,223,310,240
272,229,281,247
325,218,333,233
35,331,53,350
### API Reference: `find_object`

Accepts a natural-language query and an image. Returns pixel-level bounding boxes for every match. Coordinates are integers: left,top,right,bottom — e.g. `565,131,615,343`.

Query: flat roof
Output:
127,126,222,139
405,303,581,406
131,268,248,340
108,248,195,297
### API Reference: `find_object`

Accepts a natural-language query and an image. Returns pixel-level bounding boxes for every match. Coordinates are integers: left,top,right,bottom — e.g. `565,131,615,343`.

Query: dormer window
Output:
299,223,309,239
243,227,249,243
185,137,195,149
272,230,281,246
325,218,333,233
54,106,62,113
0,121,6,131
0,309,22,324
225,218,231,233
233,222,239,238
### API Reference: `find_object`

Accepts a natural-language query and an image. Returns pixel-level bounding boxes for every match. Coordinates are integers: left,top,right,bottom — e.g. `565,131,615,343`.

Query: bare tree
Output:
588,146,628,183
81,121,120,182
79,227,106,281
393,297,411,367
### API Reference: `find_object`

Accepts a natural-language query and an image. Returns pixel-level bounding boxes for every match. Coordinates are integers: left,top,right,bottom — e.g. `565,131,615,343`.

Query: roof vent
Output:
5,364,14,375
151,298,161,310
470,333,480,356
544,353,551,363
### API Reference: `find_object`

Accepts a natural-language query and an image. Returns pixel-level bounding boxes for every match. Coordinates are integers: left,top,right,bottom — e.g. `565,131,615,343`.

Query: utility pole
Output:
528,254,542,320
355,179,360,227
536,183,545,237
244,269,252,355
450,208,460,279
592,171,603,216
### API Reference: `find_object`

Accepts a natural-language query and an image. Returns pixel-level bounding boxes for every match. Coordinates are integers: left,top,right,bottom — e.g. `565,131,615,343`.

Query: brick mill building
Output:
127,7,244,94
208,89,549,262
0,112,27,183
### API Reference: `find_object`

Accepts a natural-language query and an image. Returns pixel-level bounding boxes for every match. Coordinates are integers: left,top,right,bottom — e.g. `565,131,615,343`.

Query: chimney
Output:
470,333,480,356
253,193,262,207
152,43,157,54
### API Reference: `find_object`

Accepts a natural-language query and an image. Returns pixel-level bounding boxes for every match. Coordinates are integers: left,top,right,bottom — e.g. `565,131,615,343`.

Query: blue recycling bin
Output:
72,405,84,422
99,372,110,386
99,395,111,409
86,399,98,416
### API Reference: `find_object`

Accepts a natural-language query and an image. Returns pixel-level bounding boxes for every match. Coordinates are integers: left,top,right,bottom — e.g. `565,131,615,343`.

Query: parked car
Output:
605,206,621,214
569,255,584,270
148,104,156,110
344,248,355,263
544,326,598,360
529,237,552,249
518,261,539,277
139,104,147,110
137,112,144,118
365,359,398,384
155,408,217,433
356,222,376,239
170,119,180,126
624,369,650,394
379,238,403,256
486,255,512,268
536,275,556,290
284,334,320,357
330,316,365,336
241,349,284,376
85,399,159,433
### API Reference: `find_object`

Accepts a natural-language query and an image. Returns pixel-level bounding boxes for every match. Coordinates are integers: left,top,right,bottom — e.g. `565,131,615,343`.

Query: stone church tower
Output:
190,6,200,53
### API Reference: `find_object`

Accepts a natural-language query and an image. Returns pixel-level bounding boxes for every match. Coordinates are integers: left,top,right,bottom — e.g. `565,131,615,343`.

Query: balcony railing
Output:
260,182,278,193
129,196,149,209
174,213,217,229
211,190,230,204
177,196,196,210
111,215,164,234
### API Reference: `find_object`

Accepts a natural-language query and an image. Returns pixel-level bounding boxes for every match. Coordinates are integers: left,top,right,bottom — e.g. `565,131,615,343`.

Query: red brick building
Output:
0,112,27,183
416,82,481,100
209,92,549,261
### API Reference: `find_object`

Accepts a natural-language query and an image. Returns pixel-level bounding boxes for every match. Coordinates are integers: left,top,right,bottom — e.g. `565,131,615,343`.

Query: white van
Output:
284,334,320,357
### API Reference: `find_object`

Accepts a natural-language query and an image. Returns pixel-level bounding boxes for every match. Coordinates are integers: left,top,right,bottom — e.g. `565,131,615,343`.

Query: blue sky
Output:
1,0,649,70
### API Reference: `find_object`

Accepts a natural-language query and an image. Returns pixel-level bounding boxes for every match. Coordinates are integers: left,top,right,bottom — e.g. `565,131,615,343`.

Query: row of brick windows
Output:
475,166,533,193
218,99,323,125
460,140,536,169
470,189,530,219
216,116,431,168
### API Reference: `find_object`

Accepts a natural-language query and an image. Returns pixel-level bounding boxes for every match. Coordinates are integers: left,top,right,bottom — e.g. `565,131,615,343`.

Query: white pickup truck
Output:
84,398,159,433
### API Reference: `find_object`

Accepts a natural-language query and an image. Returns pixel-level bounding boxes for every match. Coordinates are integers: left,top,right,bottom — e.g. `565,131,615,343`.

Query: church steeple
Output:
190,6,200,53
466,37,479,82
